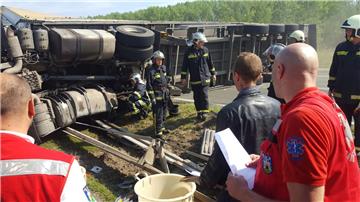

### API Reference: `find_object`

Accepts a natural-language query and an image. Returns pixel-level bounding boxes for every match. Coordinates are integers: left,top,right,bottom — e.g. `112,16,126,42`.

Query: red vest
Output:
1,133,75,202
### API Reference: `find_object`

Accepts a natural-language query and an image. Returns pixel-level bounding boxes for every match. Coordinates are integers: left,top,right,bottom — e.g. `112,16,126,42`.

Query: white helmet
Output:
263,43,286,62
192,32,208,42
152,50,165,60
341,15,360,38
289,30,305,42
130,73,144,84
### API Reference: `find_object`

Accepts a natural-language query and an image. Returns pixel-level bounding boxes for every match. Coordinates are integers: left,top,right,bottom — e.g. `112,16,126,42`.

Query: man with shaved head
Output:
0,73,94,201
226,43,360,201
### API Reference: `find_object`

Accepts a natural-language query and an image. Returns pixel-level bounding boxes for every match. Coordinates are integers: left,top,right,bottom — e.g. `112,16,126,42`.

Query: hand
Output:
210,75,217,87
181,79,187,87
211,75,216,82
246,154,260,168
152,99,156,106
328,90,334,98
226,173,249,200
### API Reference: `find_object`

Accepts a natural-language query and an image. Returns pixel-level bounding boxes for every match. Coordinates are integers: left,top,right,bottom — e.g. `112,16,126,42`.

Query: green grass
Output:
87,175,117,201
40,102,220,201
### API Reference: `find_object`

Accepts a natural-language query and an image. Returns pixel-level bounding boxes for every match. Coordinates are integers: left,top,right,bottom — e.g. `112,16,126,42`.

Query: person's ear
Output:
28,98,35,119
232,72,239,83
278,63,285,79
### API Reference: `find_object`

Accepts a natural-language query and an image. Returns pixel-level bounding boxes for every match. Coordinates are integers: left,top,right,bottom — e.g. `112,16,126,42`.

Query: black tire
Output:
243,24,269,35
269,24,285,35
116,44,153,61
285,24,299,33
116,25,155,48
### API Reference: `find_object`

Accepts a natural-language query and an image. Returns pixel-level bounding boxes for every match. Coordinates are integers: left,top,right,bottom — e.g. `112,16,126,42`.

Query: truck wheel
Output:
269,24,285,35
116,44,153,61
285,24,299,34
116,25,155,48
243,24,269,35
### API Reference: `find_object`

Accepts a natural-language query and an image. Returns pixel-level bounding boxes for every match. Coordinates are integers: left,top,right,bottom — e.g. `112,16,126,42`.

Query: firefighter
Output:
128,73,151,119
288,30,305,44
181,32,216,121
328,14,360,154
146,50,170,137
263,43,286,103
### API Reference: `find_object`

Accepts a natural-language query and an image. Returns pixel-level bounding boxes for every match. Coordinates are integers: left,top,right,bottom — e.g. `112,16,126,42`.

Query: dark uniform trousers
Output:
152,97,168,135
191,84,209,114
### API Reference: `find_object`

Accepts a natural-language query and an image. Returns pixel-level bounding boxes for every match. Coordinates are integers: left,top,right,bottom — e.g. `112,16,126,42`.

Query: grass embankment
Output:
40,103,220,201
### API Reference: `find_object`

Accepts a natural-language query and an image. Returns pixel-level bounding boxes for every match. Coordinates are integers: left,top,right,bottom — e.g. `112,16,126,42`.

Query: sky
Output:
1,0,188,17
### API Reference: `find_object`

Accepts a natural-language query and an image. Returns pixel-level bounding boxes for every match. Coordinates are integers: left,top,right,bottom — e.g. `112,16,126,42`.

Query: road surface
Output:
174,68,330,106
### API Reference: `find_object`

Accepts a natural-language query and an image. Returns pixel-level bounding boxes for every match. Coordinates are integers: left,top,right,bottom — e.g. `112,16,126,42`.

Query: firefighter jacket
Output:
328,41,360,103
146,64,169,102
128,82,150,104
200,87,280,189
181,45,215,85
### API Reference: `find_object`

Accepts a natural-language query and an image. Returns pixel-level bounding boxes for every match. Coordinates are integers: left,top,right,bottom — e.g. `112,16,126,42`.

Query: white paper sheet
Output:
215,128,256,189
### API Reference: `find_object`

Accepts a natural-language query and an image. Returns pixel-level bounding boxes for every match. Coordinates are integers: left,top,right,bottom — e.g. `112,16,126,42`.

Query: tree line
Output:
92,0,360,49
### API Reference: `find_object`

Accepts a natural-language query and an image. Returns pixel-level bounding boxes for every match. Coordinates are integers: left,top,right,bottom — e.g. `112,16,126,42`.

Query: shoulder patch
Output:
83,186,96,202
286,136,305,160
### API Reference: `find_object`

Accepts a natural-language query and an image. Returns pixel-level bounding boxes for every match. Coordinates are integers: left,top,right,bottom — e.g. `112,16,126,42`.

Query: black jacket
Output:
328,41,360,103
181,45,215,85
200,87,280,191
128,82,150,104
145,64,169,101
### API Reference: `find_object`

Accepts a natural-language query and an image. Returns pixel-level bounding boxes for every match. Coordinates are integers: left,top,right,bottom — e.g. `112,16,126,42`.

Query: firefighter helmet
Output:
130,73,144,84
263,43,286,62
192,32,208,42
152,50,165,60
289,30,305,42
341,15,360,38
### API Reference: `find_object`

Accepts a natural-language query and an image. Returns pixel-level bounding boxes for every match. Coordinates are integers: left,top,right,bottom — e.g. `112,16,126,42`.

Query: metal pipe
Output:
4,27,23,74
32,94,41,105
227,30,235,81
173,45,180,85
252,36,257,53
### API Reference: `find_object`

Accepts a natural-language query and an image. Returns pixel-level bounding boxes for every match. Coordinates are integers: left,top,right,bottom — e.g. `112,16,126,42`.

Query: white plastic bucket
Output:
134,173,196,202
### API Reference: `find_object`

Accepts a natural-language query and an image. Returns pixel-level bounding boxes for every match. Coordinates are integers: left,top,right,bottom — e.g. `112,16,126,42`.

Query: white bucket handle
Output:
134,171,148,181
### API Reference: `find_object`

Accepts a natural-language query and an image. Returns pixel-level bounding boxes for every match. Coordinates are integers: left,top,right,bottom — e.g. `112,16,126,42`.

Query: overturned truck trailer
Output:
0,6,317,141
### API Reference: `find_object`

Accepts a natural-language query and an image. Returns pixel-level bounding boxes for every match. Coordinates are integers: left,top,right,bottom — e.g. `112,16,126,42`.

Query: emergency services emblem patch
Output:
261,154,273,174
83,186,96,202
286,137,304,160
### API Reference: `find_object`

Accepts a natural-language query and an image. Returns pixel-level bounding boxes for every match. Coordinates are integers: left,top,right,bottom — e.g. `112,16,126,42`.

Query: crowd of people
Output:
1,14,360,202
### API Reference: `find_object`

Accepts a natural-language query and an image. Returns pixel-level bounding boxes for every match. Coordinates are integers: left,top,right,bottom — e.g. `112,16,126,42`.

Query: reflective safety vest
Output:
1,132,75,202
